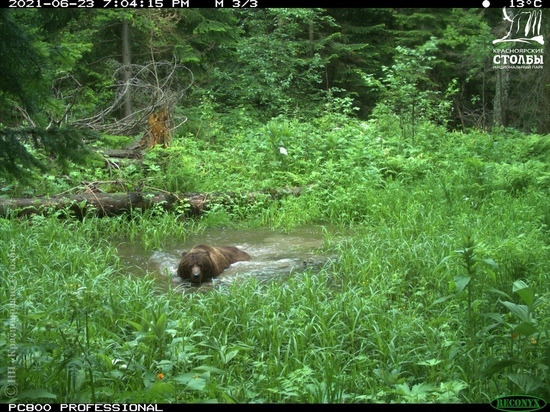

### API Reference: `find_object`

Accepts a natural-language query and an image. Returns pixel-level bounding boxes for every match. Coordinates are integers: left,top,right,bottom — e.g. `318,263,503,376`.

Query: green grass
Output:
1,116,549,403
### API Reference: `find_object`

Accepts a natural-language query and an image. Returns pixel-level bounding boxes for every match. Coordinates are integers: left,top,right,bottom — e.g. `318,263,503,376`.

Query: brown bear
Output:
177,244,251,284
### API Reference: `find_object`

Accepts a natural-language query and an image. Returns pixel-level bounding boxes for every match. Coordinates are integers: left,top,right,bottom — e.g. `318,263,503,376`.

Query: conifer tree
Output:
0,9,93,181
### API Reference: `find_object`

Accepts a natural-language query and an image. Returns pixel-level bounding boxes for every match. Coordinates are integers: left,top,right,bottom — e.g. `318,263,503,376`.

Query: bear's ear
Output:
181,250,188,257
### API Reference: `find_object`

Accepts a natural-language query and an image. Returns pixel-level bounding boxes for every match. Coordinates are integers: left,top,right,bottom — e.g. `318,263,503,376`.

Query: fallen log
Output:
0,186,311,218
100,149,143,159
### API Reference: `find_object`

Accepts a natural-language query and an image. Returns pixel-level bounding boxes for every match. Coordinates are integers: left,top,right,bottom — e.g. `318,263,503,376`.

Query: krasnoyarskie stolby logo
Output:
493,7,544,45
492,7,544,70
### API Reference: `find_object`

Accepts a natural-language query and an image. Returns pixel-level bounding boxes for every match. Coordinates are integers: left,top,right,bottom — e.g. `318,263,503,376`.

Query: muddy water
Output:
117,225,339,291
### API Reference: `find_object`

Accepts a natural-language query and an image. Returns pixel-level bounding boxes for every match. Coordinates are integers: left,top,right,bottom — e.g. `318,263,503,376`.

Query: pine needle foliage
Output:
0,126,97,181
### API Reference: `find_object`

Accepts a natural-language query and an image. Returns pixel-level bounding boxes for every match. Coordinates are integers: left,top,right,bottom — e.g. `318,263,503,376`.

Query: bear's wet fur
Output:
177,244,251,284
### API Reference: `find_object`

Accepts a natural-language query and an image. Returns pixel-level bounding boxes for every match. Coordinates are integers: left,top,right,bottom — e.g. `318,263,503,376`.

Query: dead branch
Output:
74,57,192,136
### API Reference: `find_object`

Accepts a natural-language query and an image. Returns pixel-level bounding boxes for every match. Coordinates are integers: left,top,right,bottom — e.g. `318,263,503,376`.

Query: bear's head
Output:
177,249,215,284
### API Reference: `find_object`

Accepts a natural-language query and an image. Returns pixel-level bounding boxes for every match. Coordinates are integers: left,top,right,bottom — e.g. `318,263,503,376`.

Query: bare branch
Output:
73,58,193,136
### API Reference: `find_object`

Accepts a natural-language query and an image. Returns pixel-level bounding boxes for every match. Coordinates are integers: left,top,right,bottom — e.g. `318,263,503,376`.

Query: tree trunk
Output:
308,21,314,57
539,9,550,133
493,68,510,127
121,18,132,119
0,187,311,219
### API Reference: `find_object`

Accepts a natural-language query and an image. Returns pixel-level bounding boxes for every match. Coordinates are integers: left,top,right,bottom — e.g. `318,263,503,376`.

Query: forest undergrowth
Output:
1,113,549,403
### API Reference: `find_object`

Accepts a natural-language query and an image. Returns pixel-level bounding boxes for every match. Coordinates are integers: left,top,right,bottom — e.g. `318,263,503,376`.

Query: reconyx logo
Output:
491,395,547,412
